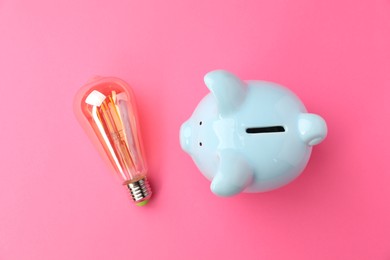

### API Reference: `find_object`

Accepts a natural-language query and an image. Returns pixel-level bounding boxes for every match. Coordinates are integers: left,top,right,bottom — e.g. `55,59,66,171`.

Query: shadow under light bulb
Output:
74,77,152,206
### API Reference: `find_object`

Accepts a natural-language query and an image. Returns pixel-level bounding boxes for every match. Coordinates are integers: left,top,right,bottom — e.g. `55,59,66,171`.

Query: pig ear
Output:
210,149,253,197
298,113,327,146
204,70,247,116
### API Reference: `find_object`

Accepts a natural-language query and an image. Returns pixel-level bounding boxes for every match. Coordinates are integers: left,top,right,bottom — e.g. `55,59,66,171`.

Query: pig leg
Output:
210,149,254,197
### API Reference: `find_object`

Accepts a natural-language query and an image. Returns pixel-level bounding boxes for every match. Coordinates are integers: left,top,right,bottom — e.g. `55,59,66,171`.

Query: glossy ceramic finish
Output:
180,70,327,197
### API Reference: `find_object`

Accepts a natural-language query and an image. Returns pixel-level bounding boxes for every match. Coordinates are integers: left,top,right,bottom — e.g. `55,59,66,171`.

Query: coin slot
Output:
246,126,285,134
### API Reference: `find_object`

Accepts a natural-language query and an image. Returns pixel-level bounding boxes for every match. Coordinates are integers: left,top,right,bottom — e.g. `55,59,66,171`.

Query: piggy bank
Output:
180,70,327,197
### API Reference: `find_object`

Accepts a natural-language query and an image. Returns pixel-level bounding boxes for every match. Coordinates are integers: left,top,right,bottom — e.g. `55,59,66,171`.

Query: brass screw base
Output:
126,177,152,205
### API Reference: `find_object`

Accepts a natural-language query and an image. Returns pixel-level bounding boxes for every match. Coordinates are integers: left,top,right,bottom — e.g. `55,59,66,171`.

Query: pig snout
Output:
180,121,192,153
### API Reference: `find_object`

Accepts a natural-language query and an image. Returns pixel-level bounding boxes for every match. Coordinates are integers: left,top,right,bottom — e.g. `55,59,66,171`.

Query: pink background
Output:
0,0,389,259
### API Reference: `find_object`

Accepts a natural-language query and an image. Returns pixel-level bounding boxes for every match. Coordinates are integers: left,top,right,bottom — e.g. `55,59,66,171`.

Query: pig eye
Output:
199,142,203,146
199,121,202,126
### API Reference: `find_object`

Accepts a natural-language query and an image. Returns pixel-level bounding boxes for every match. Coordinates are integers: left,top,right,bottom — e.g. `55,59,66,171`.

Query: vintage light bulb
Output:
74,77,152,206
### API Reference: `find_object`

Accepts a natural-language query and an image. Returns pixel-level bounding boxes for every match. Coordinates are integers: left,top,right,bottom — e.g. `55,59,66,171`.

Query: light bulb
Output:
74,77,152,206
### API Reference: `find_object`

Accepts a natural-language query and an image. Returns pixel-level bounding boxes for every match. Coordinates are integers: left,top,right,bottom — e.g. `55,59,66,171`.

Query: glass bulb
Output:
74,77,152,206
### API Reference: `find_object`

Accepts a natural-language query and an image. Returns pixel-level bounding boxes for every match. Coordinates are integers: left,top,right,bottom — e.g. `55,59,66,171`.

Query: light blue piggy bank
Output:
180,70,327,197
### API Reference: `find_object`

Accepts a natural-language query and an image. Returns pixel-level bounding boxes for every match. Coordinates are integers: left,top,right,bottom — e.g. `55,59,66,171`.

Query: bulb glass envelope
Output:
74,77,148,184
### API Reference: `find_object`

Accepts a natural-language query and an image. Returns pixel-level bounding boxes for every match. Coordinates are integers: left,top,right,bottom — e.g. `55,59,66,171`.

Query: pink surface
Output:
0,0,389,259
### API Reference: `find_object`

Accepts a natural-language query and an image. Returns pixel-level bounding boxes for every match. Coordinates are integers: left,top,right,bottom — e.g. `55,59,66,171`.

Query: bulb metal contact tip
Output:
125,177,152,206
